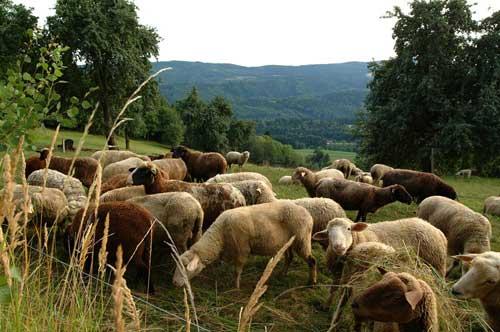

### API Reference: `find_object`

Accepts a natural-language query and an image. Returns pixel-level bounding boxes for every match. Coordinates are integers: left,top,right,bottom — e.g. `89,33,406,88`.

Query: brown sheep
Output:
292,166,344,197
171,145,227,182
152,158,187,180
101,173,130,194
127,163,245,230
381,169,457,203
26,148,98,187
66,202,155,293
315,178,412,222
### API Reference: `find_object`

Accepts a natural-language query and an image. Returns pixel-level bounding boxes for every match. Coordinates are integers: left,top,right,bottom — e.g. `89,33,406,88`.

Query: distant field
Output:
296,148,356,162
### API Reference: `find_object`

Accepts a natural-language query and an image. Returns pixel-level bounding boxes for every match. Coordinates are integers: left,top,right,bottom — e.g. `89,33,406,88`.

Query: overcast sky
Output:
15,0,500,67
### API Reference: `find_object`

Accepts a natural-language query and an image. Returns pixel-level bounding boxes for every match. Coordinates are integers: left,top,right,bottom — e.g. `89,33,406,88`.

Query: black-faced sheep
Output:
207,172,272,189
225,151,250,169
315,178,412,222
292,167,344,197
66,202,155,293
172,201,317,289
484,196,500,216
91,150,150,168
370,164,394,185
381,169,457,203
171,145,227,182
26,148,98,187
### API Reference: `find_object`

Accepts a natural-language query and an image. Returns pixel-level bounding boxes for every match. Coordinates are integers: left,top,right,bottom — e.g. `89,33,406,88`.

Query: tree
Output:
47,0,161,145
227,119,255,151
306,149,330,169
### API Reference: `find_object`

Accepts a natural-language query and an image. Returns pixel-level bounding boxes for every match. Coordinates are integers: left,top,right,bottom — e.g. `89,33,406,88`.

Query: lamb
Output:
152,158,188,180
225,151,250,169
171,145,227,182
172,201,317,289
315,178,412,222
27,169,87,218
230,180,277,205
455,169,472,179
381,169,457,203
417,196,491,275
100,186,145,203
127,192,204,252
354,172,374,185
370,164,394,185
128,163,245,229
100,173,130,194
292,167,344,197
484,196,500,216
206,172,273,189
102,157,148,182
330,159,356,178
91,150,150,168
278,175,300,185
352,271,438,332
451,252,500,332
26,148,98,187
312,217,447,276
66,202,155,293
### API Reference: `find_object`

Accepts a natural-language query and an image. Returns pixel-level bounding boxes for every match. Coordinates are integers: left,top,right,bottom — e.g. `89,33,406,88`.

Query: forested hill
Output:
153,61,370,121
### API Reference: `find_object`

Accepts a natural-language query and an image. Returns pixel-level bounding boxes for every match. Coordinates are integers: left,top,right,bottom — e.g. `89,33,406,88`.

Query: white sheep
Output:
27,169,86,218
292,167,344,197
206,171,272,189
225,151,250,169
91,150,150,168
455,169,472,179
100,186,146,203
312,217,447,276
172,201,317,289
230,180,277,205
354,172,373,185
102,157,147,182
484,196,500,216
329,159,356,178
452,252,500,332
278,175,300,185
370,163,394,186
417,196,491,275
127,192,204,252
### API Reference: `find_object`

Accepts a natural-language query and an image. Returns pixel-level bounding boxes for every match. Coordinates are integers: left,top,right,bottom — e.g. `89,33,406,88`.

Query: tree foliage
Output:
306,149,330,169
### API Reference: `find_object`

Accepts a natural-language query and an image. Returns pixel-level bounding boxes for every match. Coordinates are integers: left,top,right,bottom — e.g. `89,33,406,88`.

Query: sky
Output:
14,0,500,67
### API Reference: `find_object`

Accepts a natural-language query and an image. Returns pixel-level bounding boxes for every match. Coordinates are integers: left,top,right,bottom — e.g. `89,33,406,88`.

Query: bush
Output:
246,135,304,167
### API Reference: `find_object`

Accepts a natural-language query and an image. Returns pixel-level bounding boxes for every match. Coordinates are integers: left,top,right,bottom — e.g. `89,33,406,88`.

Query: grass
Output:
2,128,500,331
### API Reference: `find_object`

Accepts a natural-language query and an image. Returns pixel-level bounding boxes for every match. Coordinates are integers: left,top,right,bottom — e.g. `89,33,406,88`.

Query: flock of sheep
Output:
7,146,500,331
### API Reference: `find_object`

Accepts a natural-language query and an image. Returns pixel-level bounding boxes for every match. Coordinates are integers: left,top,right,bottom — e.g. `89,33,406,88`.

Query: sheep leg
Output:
280,249,294,276
135,261,155,295
235,260,246,289
355,211,363,222
306,255,317,285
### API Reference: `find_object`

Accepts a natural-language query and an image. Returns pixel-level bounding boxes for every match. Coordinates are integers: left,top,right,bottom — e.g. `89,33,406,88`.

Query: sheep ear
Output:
351,223,368,232
452,254,478,263
150,167,158,175
128,167,136,173
405,289,423,311
256,188,262,194
186,255,201,272
300,171,306,177
377,266,388,275
312,229,329,241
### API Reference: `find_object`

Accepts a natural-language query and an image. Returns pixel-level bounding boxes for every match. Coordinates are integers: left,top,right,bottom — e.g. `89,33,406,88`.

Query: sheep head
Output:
389,185,413,204
292,167,311,183
171,145,189,160
127,162,159,186
312,217,368,256
173,251,206,287
452,252,500,300
351,271,425,323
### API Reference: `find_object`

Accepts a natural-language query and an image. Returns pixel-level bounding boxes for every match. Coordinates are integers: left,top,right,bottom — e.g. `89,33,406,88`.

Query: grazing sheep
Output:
452,252,500,332
354,172,374,185
128,163,245,229
455,169,472,179
484,196,500,216
66,202,155,293
26,149,98,187
100,186,145,203
230,180,276,205
27,169,87,218
315,178,412,222
225,151,250,169
172,201,317,289
292,167,344,197
102,157,147,182
152,158,188,180
381,169,457,203
91,150,150,168
278,175,300,185
312,217,447,276
171,145,227,182
351,166,364,177
2,185,68,225
329,159,355,178
206,172,272,189
370,164,394,185
100,173,130,194
417,196,491,275
352,271,438,332
127,192,204,252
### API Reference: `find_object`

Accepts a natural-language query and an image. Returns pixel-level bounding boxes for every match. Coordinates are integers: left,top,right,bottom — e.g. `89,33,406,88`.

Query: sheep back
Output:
207,172,272,189
91,150,150,168
172,146,227,182
100,186,146,203
102,157,147,182
484,196,500,216
101,173,130,194
152,158,187,180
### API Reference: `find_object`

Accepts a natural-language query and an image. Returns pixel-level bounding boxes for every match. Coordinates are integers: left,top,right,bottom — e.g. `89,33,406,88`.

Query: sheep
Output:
127,192,204,252
91,150,150,168
25,148,98,187
417,196,491,276
171,145,227,182
230,180,277,205
351,166,364,177
100,173,130,194
172,201,317,289
455,169,472,179
278,175,300,185
370,164,394,185
312,217,447,276
484,196,500,216
128,163,245,229
292,166,344,197
354,172,374,185
66,202,155,293
451,252,500,332
102,157,147,182
2,184,68,225
225,151,250,169
206,172,273,189
352,271,438,332
27,169,87,218
315,178,412,222
381,169,457,203
330,159,356,178
100,186,146,203
152,158,187,180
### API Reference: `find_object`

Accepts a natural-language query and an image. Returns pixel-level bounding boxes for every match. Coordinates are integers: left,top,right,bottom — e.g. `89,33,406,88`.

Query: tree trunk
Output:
102,100,117,147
